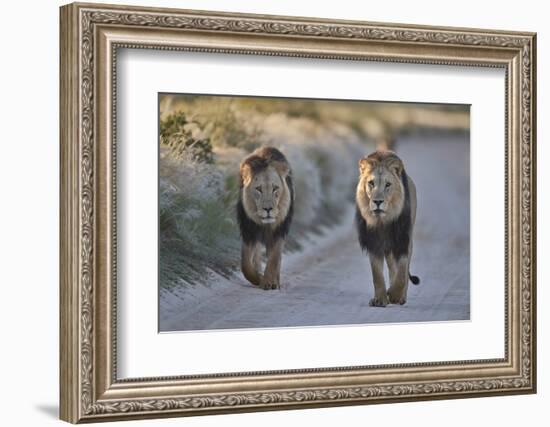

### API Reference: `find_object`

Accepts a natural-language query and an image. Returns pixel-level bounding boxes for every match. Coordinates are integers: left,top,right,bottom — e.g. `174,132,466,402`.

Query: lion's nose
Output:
264,207,273,215
373,200,383,208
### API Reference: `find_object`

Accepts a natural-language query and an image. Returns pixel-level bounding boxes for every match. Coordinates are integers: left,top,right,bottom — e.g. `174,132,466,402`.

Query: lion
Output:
355,150,420,307
236,147,294,290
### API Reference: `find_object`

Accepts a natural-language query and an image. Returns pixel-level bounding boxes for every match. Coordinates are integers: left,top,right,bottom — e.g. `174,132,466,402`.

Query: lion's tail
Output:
409,274,420,285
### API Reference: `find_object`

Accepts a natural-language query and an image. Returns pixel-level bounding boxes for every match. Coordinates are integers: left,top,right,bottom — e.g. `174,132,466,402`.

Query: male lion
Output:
355,151,420,306
237,147,294,290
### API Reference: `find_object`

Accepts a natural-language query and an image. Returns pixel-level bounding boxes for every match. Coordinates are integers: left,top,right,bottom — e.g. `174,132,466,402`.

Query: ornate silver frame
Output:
60,2,536,423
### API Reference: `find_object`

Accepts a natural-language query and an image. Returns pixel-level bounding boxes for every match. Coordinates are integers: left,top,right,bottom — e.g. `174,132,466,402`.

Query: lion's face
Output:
240,158,291,226
243,167,285,224
356,151,405,226
362,167,403,218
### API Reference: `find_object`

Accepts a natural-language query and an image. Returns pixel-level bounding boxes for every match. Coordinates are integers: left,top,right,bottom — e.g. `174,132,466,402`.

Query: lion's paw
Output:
387,287,407,305
369,294,389,307
260,276,279,290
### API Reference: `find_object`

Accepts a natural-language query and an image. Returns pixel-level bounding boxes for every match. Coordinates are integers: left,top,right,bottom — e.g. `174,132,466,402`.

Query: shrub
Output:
160,112,214,163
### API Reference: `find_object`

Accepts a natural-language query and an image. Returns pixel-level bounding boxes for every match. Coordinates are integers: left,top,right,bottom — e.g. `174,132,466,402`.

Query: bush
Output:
160,112,214,163
159,151,240,287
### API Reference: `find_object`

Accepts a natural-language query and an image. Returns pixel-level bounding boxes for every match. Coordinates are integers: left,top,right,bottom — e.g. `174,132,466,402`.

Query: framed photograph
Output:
60,2,536,423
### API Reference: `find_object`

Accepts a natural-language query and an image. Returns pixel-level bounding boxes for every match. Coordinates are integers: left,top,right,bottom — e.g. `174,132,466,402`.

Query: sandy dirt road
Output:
160,134,470,332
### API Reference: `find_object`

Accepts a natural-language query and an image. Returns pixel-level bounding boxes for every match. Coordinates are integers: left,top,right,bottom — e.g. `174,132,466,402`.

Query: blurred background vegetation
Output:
159,94,469,289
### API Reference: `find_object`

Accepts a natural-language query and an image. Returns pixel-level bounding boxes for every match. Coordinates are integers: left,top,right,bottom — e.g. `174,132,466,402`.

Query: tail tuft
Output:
409,274,420,285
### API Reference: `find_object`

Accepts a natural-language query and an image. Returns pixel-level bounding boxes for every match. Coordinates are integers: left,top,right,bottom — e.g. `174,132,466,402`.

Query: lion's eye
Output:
385,182,391,188
255,186,262,193
368,180,375,188
272,186,279,193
